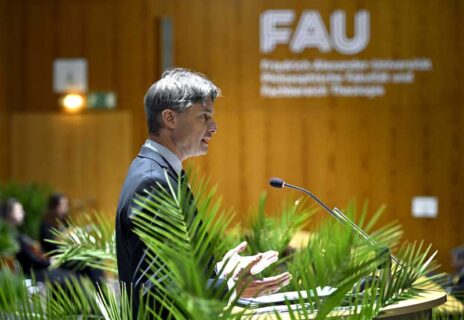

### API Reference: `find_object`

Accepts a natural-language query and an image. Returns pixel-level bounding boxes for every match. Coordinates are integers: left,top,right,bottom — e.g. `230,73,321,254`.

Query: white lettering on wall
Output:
259,58,433,98
260,9,370,55
260,10,295,53
331,10,370,55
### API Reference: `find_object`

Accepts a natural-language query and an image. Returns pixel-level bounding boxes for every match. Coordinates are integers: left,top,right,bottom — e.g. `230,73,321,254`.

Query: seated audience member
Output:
446,246,464,299
40,193,70,253
0,198,71,283
40,193,104,285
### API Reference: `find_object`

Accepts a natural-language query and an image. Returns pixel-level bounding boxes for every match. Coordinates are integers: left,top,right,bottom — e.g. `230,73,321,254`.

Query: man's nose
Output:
209,120,217,134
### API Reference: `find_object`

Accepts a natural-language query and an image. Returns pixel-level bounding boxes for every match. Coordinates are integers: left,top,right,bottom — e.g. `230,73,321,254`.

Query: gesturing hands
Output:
217,241,292,298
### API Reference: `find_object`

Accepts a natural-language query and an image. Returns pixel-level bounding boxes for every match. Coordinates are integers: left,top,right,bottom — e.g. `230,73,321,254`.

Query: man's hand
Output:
217,241,292,298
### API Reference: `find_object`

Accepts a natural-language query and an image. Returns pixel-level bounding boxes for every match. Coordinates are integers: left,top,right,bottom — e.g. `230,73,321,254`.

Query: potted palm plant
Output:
1,172,461,319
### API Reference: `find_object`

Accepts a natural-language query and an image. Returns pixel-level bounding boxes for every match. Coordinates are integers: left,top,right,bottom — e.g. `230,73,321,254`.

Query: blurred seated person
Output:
446,246,464,300
40,193,103,285
40,193,70,253
0,198,72,283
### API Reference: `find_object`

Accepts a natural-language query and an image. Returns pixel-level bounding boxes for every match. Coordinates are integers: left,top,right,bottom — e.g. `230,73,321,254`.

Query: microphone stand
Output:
271,178,395,294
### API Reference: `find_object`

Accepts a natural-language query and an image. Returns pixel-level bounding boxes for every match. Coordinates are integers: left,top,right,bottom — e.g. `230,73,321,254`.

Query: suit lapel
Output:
137,145,179,183
138,145,196,209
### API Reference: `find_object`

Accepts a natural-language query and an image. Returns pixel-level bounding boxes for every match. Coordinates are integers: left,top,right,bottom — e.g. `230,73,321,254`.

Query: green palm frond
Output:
0,265,140,319
44,277,101,318
379,241,439,304
343,202,404,250
0,267,94,319
131,169,243,319
4,173,456,320
95,282,153,320
48,212,117,274
0,220,19,258
244,192,315,257
280,203,446,319
433,308,464,320
0,266,29,315
283,224,388,318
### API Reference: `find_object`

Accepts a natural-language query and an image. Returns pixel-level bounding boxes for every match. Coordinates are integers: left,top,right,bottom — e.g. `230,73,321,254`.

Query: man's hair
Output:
144,68,221,135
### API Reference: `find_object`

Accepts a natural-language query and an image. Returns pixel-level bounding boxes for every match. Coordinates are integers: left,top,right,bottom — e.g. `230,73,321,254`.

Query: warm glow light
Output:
61,94,85,112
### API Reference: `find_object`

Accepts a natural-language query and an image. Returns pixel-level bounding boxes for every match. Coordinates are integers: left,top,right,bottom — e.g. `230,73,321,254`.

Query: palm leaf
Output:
0,220,19,258
244,193,315,258
0,267,96,319
47,212,117,274
131,169,244,319
281,203,446,319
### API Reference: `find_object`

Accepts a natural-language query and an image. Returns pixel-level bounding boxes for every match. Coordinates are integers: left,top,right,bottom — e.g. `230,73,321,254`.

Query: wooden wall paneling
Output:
24,0,55,111
114,1,150,152
267,103,305,210
449,0,464,253
174,0,206,72
312,2,336,210
349,0,373,206
366,105,391,213
301,103,332,226
332,105,365,206
392,1,435,265
82,0,114,91
385,0,414,226
324,101,341,207
424,0,459,107
55,0,84,57
361,0,394,224
432,0,463,249
205,0,244,217
6,0,25,114
385,1,461,269
10,112,132,218
380,1,404,225
427,106,454,261
332,2,371,208
81,112,133,215
144,0,159,84
3,0,463,271
239,0,273,216
0,0,8,180
450,106,464,249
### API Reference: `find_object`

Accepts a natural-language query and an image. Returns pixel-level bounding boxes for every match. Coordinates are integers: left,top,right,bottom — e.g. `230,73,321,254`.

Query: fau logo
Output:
260,10,370,55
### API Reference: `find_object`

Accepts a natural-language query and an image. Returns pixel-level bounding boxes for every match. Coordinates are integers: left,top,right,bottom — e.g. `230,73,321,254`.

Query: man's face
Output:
172,97,217,160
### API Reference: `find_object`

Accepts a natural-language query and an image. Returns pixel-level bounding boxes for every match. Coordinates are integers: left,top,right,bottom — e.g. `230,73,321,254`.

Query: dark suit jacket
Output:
115,145,224,318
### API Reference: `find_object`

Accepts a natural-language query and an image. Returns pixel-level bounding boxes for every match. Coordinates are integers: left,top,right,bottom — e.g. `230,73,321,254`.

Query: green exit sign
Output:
87,92,117,109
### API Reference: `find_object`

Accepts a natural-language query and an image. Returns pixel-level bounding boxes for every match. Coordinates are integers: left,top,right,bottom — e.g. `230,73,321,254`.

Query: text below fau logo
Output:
261,10,370,55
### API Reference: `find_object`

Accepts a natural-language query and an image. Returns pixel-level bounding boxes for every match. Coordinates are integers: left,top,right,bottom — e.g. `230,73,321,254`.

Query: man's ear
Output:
161,109,177,129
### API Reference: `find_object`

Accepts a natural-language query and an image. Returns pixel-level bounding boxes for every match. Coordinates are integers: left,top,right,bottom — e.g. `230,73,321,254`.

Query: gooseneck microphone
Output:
269,177,399,264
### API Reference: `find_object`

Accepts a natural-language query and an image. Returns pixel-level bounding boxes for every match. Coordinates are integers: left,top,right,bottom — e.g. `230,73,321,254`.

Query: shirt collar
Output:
143,139,183,175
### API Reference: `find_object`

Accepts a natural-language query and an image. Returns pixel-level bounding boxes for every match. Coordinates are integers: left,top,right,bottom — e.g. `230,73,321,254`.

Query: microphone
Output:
269,177,285,188
268,177,398,264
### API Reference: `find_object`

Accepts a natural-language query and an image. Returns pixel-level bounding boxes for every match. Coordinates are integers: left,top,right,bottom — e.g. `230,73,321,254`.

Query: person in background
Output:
446,246,464,300
0,198,71,282
40,193,70,253
39,193,104,285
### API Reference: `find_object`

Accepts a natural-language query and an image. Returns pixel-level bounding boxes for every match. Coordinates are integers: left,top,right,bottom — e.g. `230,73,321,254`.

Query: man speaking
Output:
115,68,291,317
